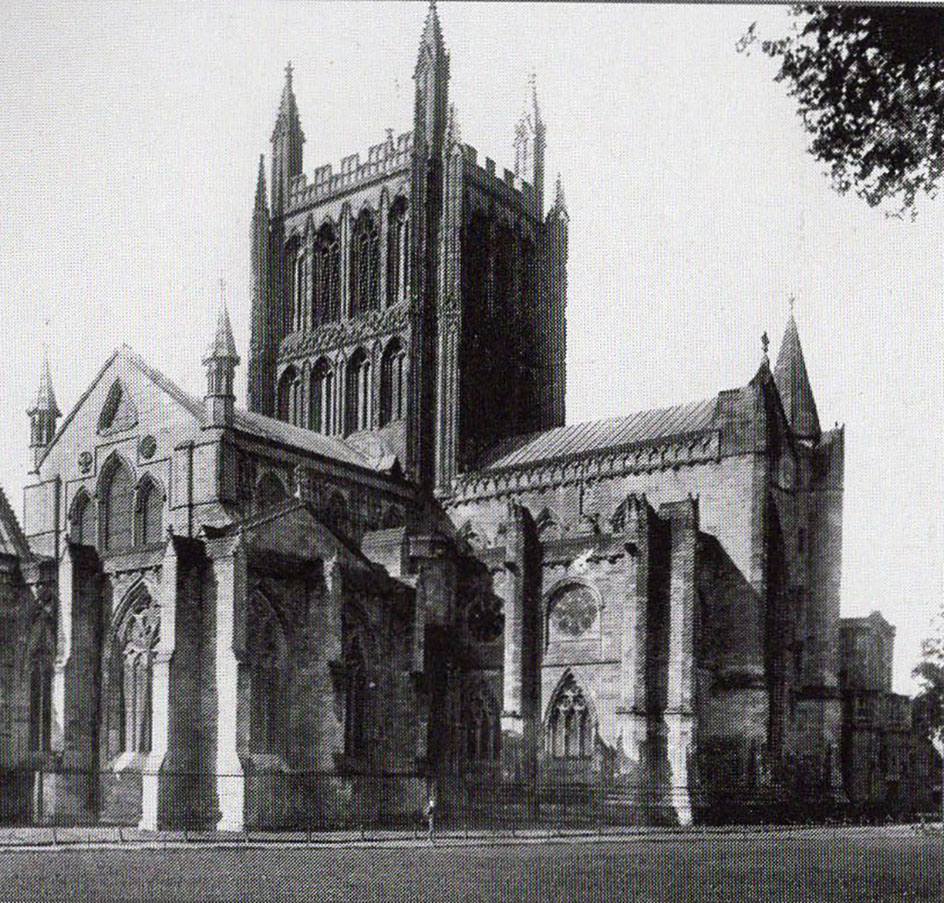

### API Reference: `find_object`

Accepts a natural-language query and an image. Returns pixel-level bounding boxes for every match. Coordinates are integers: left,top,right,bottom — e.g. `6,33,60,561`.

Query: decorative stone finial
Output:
761,330,770,363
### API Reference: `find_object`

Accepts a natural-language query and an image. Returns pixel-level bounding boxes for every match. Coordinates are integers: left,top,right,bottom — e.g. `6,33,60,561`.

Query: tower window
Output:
310,358,335,434
386,198,409,306
314,223,341,324
350,211,379,317
345,350,371,434
277,367,303,426
379,338,407,425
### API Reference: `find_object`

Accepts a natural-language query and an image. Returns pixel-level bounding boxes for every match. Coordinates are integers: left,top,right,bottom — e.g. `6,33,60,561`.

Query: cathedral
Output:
0,4,932,830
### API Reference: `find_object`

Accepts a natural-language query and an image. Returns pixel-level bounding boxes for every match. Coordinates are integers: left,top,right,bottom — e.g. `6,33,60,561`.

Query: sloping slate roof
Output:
0,484,31,559
481,396,720,471
232,409,371,468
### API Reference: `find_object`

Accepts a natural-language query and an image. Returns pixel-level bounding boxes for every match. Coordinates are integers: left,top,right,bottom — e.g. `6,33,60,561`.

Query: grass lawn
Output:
0,828,940,902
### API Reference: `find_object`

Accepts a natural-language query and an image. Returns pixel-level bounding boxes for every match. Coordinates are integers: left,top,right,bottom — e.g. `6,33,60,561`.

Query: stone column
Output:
340,204,352,319
660,498,698,826
379,188,390,309
209,534,247,831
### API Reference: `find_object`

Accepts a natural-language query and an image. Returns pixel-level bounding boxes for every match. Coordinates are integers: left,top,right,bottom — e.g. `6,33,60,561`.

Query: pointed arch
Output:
99,453,135,553
545,580,602,644
106,583,160,756
345,348,371,434
135,474,165,546
386,195,410,307
309,356,335,434
97,379,138,435
277,365,302,425
534,506,563,542
379,337,407,426
465,679,501,762
314,221,341,324
248,591,289,754
255,471,288,512
545,671,596,760
69,488,95,546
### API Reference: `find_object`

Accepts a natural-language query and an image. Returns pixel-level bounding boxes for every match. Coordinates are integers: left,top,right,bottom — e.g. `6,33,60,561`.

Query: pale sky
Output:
1,2,941,693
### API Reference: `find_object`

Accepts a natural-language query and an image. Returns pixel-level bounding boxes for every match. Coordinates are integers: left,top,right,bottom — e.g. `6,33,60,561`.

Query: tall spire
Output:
418,0,445,63
549,173,568,220
270,61,304,214
28,346,60,469
514,69,546,212
254,154,268,214
773,308,821,440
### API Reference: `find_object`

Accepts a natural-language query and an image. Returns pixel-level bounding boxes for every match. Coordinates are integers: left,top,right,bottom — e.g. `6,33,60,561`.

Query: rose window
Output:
550,586,598,638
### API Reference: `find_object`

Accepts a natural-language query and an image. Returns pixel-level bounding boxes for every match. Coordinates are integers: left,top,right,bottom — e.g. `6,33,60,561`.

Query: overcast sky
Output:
1,2,941,692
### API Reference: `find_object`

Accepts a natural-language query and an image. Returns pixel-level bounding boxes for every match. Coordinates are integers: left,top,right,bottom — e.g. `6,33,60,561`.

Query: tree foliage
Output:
913,606,944,755
741,5,944,214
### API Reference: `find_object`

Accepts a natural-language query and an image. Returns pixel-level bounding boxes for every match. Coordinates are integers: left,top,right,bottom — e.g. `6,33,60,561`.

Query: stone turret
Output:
203,285,240,428
27,348,60,470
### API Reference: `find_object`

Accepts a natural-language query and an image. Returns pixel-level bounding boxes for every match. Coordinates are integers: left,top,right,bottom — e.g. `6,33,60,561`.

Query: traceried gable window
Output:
547,674,594,760
97,380,138,435
350,210,379,317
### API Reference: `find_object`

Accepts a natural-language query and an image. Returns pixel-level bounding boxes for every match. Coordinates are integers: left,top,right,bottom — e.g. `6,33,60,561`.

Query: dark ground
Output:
0,828,940,902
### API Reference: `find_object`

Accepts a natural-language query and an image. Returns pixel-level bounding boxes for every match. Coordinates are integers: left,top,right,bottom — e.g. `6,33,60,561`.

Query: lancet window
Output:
386,197,409,306
100,457,134,553
115,592,159,754
310,357,335,434
465,683,501,762
345,350,371,434
379,338,407,425
350,211,379,317
314,223,341,324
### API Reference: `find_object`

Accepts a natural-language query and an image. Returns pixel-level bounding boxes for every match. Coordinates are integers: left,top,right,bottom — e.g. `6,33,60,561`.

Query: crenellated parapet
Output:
286,132,413,211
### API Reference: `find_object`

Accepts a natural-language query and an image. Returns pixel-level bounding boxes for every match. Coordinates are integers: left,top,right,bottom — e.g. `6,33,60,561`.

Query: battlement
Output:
460,144,540,219
288,131,413,209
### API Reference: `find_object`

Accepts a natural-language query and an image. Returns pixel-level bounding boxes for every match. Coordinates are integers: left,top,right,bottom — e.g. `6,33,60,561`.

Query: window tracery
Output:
345,350,371,433
379,338,406,425
310,357,335,434
115,593,159,754
467,592,504,644
548,584,598,640
350,211,379,317
465,682,501,762
547,674,594,760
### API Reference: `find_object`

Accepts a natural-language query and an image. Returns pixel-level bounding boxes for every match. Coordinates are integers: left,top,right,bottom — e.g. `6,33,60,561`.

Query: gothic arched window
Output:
465,683,501,762
255,472,288,512
379,338,407,426
28,623,54,753
386,197,409,307
249,597,287,754
350,210,379,317
101,457,134,553
467,592,504,644
69,489,94,546
345,350,371,434
547,674,594,760
314,223,341,324
344,632,369,758
277,367,302,426
310,358,335,435
114,591,159,754
136,477,163,546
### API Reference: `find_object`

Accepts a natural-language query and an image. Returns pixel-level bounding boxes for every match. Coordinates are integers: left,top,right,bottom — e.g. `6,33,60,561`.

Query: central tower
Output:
247,2,568,494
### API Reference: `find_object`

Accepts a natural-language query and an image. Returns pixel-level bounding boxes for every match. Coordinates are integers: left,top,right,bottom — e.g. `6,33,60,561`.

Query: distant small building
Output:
840,613,941,816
